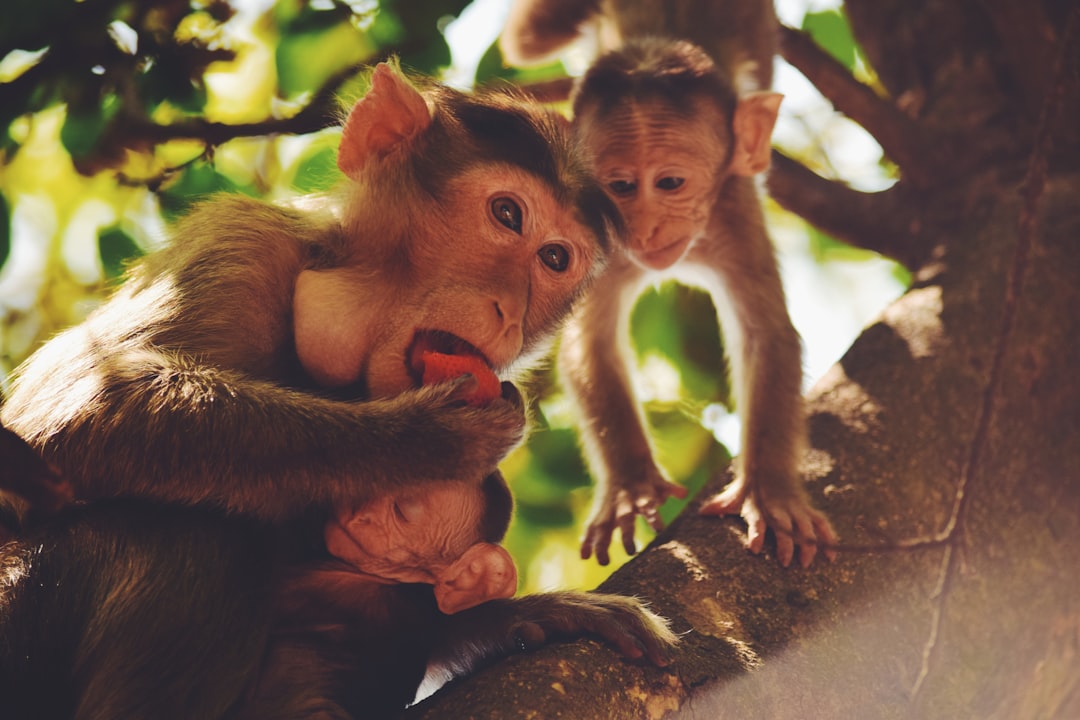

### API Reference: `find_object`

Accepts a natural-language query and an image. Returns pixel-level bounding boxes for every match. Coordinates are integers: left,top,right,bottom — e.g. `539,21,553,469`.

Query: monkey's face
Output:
294,165,605,398
324,482,482,583
577,101,727,271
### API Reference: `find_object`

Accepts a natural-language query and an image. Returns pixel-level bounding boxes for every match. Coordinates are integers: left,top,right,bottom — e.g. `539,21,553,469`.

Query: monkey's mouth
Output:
406,330,492,385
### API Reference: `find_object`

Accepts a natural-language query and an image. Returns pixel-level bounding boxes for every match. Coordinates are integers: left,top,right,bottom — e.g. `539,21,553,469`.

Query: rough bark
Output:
403,1,1080,718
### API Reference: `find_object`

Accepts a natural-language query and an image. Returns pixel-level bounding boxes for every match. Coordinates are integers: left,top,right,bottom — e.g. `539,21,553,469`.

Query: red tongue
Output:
419,350,501,407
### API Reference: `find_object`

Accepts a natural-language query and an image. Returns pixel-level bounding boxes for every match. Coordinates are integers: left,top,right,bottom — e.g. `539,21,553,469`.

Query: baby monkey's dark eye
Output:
538,244,570,272
656,176,685,191
608,180,636,196
491,197,523,234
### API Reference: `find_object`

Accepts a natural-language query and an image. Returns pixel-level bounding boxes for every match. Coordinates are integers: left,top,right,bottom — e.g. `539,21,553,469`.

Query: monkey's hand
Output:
434,590,677,669
580,471,688,566
409,376,527,480
698,476,838,568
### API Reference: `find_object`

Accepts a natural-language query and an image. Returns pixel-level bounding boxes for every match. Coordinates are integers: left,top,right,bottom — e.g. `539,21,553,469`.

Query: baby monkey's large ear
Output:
434,542,518,615
728,91,783,177
338,62,431,179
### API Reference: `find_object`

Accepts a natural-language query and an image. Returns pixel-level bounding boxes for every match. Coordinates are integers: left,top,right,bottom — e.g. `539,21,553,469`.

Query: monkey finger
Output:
639,503,666,532
744,519,767,556
630,498,665,533
582,523,614,566
698,487,744,517
742,501,767,555
617,514,638,556
770,512,796,567
595,542,612,566
793,514,817,568
446,374,481,404
813,514,840,562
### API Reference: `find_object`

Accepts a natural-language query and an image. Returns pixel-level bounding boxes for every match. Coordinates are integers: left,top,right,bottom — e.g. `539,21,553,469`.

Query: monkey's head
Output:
572,39,781,271
293,62,620,398
325,471,516,614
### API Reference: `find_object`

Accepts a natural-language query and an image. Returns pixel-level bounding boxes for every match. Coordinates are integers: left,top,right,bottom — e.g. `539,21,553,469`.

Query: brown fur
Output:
502,6,837,566
0,432,675,719
0,64,619,524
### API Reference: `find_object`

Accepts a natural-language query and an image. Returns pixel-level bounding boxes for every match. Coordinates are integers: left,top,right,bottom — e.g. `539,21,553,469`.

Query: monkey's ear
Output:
433,542,518,615
338,63,431,179
728,91,783,176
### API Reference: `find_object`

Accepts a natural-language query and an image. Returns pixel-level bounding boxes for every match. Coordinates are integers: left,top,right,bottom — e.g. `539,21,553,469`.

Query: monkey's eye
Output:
656,176,685,191
538,244,570,272
608,180,636,196
392,501,408,522
491,196,523,234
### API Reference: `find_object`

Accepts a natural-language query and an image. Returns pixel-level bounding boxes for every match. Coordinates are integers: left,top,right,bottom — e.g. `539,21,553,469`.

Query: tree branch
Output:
779,25,939,187
766,151,931,269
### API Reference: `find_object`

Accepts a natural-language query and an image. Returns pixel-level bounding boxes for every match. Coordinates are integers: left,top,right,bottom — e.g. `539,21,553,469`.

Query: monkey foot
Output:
699,484,838,568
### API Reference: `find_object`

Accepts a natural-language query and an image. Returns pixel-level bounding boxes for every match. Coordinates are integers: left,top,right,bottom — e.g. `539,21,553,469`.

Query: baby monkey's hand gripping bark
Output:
501,1,838,567
0,63,618,523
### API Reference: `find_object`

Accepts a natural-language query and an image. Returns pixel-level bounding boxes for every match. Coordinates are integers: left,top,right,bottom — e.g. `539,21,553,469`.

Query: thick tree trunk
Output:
405,2,1080,717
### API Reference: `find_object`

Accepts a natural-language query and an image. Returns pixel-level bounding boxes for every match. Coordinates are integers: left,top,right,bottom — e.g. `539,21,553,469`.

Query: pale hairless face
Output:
324,482,485,584
577,98,728,271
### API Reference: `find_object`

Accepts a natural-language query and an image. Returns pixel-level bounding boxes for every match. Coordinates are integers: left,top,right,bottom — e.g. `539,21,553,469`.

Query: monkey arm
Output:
692,179,837,566
1,341,523,522
559,258,687,565
427,590,676,676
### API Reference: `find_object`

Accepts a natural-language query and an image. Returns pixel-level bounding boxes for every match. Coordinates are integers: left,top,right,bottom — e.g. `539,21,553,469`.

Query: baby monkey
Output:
502,4,837,567
0,430,674,720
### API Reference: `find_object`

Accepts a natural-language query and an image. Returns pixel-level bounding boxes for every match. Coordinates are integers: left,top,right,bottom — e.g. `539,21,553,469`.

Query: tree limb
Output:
766,151,931,269
779,25,937,187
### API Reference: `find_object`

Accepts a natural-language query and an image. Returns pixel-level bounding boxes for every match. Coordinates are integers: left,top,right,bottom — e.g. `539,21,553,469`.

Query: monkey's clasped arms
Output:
0,63,677,719
502,0,838,567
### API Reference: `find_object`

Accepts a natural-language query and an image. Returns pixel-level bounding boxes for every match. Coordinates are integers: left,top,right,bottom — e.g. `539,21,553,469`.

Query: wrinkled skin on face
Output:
576,97,727,271
324,482,518,614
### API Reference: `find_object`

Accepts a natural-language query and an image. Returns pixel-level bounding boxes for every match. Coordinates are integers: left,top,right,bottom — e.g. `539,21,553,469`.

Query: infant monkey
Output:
250,474,519,718
501,1,838,567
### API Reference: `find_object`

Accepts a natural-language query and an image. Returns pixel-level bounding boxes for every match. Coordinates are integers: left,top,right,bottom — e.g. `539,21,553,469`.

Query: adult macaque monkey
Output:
0,61,617,523
0,428,675,720
500,1,838,567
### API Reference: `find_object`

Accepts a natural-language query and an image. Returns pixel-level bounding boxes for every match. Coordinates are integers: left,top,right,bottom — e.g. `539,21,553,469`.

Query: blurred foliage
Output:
0,0,902,593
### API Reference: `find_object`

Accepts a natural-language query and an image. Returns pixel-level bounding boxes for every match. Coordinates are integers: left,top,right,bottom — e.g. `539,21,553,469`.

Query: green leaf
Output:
291,145,340,193
97,226,142,281
523,427,589,489
157,162,241,220
373,0,472,75
276,10,373,98
0,193,10,271
802,10,858,71
60,93,119,161
138,53,209,115
474,39,566,86
630,283,727,401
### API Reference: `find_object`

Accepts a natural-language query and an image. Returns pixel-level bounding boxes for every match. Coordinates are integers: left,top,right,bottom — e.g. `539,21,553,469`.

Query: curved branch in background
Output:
779,25,938,188
121,62,363,147
766,151,931,270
